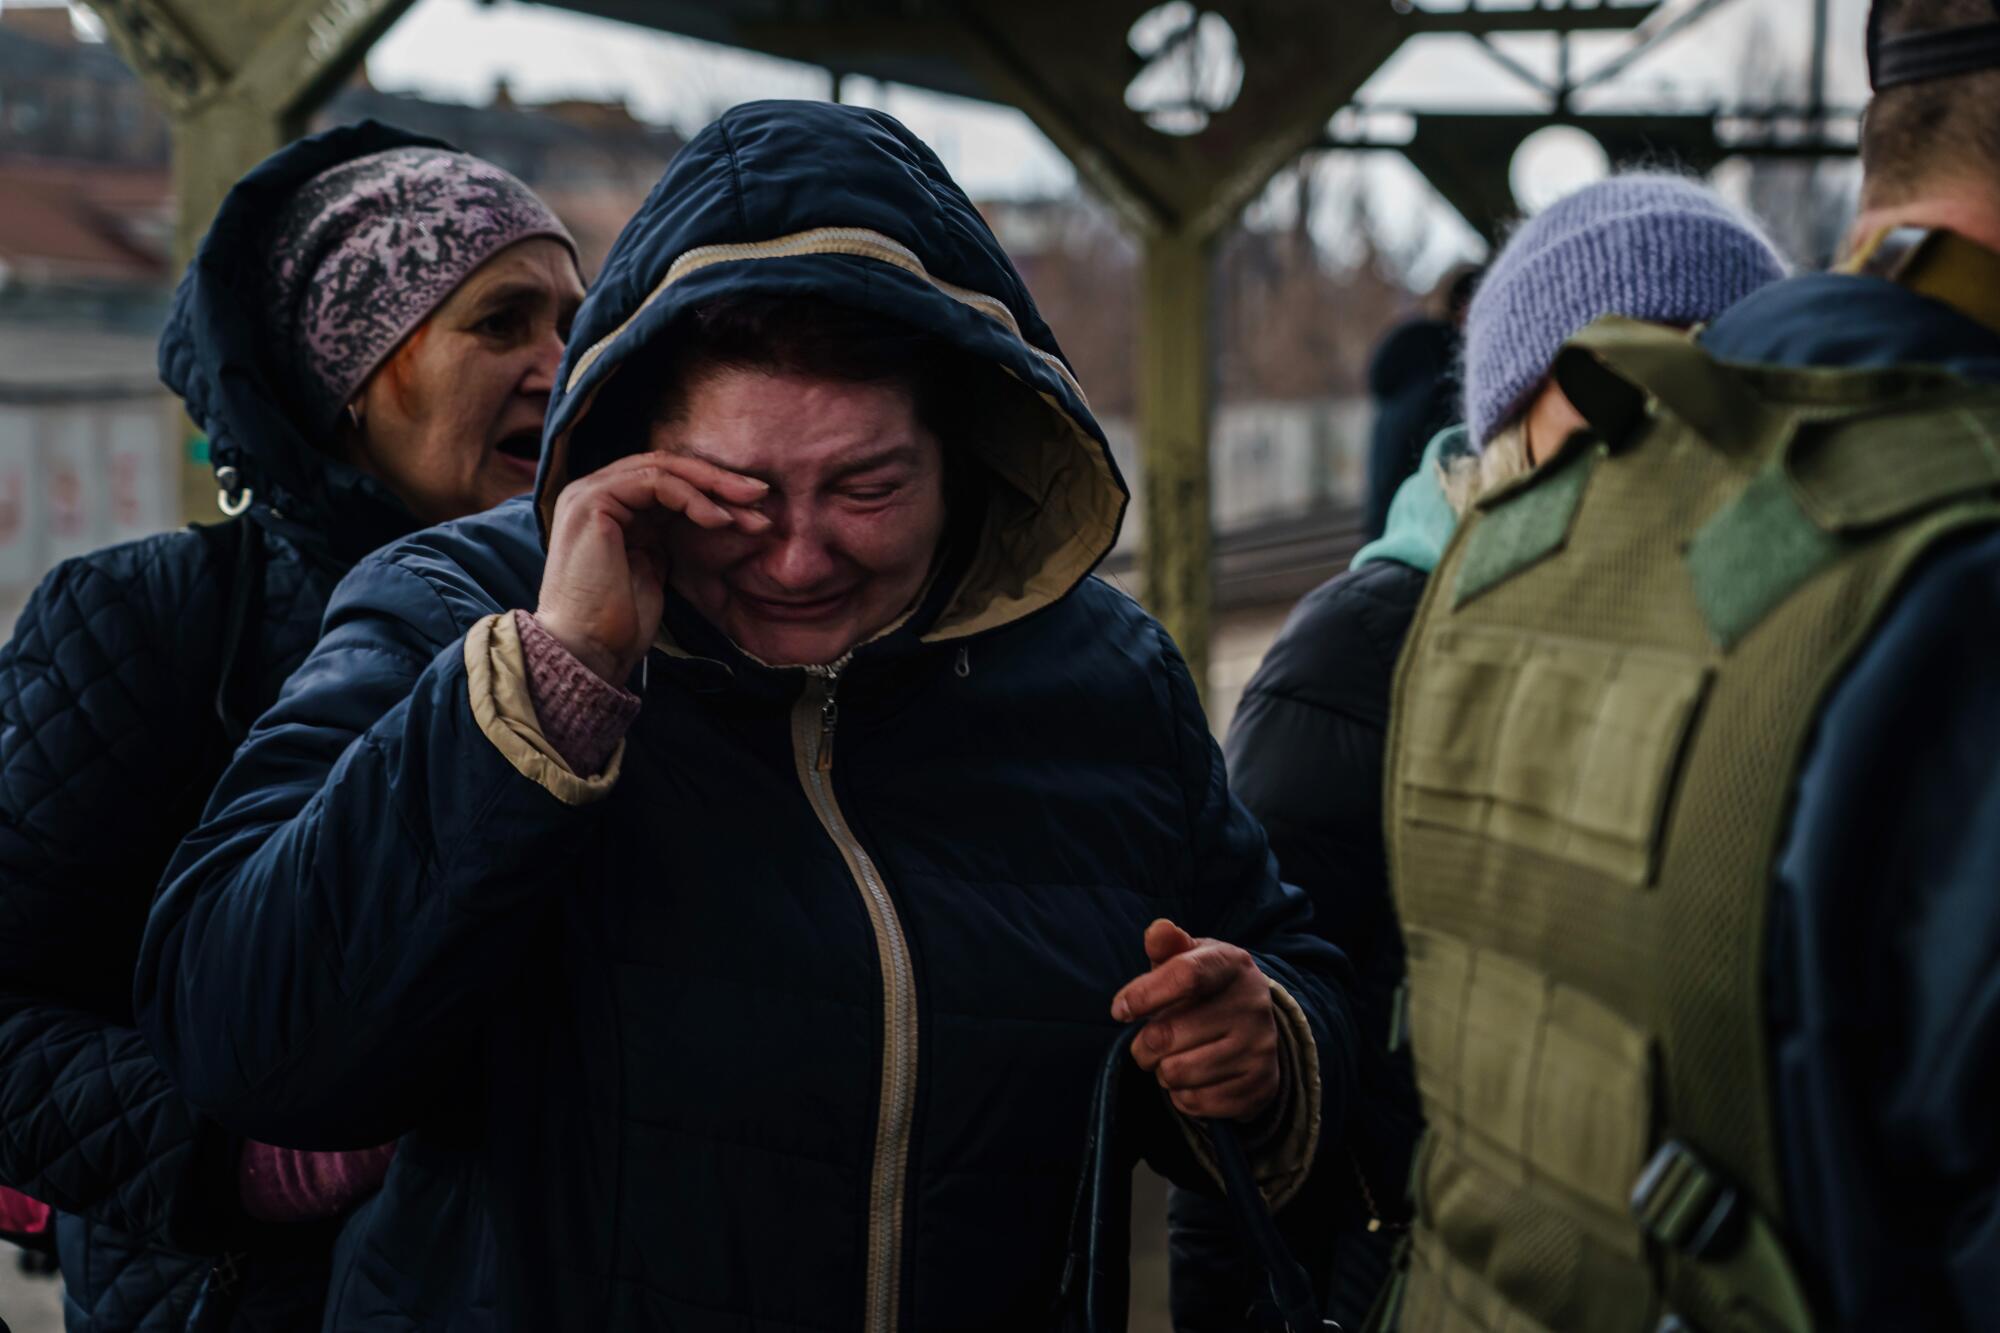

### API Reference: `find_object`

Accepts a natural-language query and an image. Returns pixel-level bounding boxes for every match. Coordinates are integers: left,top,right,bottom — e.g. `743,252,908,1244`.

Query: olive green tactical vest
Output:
1382,317,2000,1333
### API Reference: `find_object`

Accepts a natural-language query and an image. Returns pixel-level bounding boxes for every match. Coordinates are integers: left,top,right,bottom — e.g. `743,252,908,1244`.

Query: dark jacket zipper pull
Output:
818,689,839,773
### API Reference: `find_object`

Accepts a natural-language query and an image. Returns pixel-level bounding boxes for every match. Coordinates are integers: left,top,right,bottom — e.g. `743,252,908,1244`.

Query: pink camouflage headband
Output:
265,145,576,433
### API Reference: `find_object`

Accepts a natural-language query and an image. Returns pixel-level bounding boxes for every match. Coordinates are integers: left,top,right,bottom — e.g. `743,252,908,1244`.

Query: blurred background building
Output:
0,0,1865,680
0,3,695,645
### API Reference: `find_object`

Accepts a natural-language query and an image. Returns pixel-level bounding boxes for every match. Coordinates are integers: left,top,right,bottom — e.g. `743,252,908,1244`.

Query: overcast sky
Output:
359,0,1872,275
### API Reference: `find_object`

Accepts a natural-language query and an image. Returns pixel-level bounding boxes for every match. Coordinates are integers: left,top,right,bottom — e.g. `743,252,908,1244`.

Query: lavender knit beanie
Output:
265,146,576,433
1462,173,1786,448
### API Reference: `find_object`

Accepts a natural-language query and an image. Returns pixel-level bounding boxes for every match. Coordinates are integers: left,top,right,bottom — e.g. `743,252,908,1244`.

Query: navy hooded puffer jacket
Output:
135,101,1358,1332
0,122,433,1331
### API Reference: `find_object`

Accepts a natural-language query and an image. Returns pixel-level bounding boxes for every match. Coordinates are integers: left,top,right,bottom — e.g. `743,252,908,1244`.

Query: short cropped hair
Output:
1861,0,2000,207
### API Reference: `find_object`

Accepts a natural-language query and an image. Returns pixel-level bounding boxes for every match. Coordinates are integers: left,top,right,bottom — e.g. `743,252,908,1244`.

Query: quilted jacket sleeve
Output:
137,556,602,1150
0,555,240,1248
1134,622,1359,1206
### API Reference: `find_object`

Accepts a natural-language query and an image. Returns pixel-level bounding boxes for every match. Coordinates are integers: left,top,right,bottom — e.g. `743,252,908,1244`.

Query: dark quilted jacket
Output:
0,122,430,1332
1171,559,1430,1330
134,101,1359,1332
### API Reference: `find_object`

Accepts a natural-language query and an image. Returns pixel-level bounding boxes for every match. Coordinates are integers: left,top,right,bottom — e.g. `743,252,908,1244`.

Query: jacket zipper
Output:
794,661,917,1333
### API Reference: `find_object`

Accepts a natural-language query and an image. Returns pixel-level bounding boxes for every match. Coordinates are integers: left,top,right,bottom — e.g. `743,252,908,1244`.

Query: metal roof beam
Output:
1398,2,1663,35
1569,0,1743,92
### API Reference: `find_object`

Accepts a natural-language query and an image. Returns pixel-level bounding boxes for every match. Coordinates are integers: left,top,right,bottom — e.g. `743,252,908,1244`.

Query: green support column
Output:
1137,230,1214,696
170,99,293,267
167,98,295,522
85,0,417,523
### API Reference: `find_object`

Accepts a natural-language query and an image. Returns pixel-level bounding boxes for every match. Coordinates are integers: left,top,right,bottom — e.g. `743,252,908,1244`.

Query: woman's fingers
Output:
1112,924,1281,1122
651,450,771,506
650,471,735,528
1167,1069,1280,1122
1155,1031,1266,1091
1130,1009,1247,1072
582,452,771,532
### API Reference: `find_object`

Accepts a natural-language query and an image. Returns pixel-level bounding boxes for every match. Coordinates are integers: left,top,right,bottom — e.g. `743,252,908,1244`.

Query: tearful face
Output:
647,368,949,667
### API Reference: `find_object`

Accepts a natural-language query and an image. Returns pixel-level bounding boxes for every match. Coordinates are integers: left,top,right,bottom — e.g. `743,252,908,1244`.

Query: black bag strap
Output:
1210,1108,1327,1331
184,1250,246,1333
1058,1023,1335,1333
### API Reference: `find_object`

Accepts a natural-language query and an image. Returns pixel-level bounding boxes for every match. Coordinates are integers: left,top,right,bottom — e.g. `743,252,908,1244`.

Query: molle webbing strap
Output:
1789,398,2000,531
1662,491,2000,1333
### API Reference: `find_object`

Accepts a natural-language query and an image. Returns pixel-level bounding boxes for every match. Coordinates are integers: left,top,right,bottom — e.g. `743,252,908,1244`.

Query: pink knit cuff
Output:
0,1184,48,1236
239,1141,396,1223
513,609,641,776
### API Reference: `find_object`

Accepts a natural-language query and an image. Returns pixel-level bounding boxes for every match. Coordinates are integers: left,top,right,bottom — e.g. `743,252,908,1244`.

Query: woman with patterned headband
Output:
0,121,579,1331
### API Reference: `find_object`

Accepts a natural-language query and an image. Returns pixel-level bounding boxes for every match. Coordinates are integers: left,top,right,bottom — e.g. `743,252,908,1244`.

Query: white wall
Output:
1102,395,1369,549
0,395,176,638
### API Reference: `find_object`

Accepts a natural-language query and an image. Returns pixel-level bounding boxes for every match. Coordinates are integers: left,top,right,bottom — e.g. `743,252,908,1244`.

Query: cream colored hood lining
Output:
542,226,1125,644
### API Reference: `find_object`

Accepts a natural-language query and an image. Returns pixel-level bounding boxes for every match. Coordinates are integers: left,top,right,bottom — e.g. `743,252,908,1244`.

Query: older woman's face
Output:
351,237,584,524
649,368,949,667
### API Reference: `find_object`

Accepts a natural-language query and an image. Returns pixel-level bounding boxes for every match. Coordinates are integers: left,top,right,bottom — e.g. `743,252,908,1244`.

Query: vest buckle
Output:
1630,1139,1745,1261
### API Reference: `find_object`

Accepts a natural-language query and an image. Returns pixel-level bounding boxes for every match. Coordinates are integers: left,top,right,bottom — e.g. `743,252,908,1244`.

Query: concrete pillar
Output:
84,0,417,523
1136,230,1214,695
169,98,294,522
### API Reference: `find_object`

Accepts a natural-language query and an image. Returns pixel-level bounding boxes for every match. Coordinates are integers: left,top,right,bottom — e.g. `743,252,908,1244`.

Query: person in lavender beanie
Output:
1460,171,1788,475
1194,177,1785,1326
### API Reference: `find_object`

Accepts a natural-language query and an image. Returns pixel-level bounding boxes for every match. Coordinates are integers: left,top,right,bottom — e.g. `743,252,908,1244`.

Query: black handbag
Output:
1056,1022,1335,1332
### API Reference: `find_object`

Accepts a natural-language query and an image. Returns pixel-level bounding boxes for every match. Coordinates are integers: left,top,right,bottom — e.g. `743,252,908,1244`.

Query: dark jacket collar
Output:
1699,232,2000,385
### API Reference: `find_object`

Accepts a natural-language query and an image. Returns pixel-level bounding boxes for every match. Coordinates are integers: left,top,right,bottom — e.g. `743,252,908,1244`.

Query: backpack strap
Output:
1631,1140,1815,1333
1687,393,2000,648
1785,397,2000,532
1554,317,1784,457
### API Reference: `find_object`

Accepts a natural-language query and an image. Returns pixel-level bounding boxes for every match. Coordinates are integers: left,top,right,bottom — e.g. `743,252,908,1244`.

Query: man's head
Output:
642,297,972,666
1858,1,2000,226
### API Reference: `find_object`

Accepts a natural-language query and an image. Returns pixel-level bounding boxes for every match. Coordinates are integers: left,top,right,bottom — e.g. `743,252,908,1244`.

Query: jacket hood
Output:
159,119,440,568
539,100,1127,643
